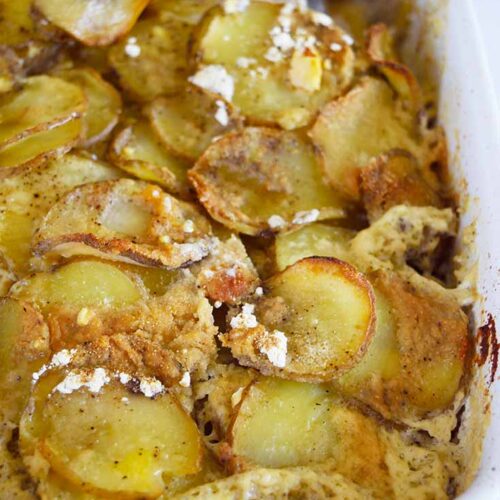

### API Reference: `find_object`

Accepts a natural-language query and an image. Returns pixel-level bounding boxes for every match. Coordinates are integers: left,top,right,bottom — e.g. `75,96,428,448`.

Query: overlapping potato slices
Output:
0,75,86,169
147,86,238,162
54,67,122,147
192,1,355,129
109,16,192,101
33,179,214,268
190,127,346,235
34,0,150,46
21,372,202,498
109,119,191,196
222,257,375,381
0,154,120,276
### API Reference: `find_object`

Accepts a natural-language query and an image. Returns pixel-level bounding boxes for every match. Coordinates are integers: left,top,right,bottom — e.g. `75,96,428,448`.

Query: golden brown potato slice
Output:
274,223,356,271
222,257,375,382
54,67,122,147
192,2,355,129
33,179,213,269
309,77,422,200
0,298,50,420
108,120,191,196
336,270,469,419
190,127,346,236
360,150,444,222
22,375,202,498
146,87,238,162
109,17,191,101
34,0,149,46
0,76,87,169
366,23,422,111
10,260,218,383
225,377,391,496
0,154,121,275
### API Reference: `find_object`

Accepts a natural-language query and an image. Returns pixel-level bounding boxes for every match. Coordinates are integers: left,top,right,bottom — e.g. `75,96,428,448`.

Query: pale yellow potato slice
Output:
108,120,191,196
274,223,356,271
223,257,375,382
109,17,191,101
309,77,422,200
146,0,219,25
0,154,121,275
146,87,238,162
226,377,391,496
366,23,422,111
336,270,469,419
54,67,122,146
193,2,355,128
190,127,346,236
0,0,36,46
34,0,150,46
33,179,213,269
360,150,444,222
23,376,202,498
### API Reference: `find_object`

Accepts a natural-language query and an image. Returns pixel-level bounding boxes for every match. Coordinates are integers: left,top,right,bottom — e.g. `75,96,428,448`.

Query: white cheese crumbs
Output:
183,219,195,233
268,214,286,229
341,33,354,46
255,286,264,296
163,196,172,212
179,371,191,388
293,209,320,225
214,300,222,309
76,307,94,326
32,348,77,382
231,387,244,407
226,266,237,277
124,38,141,58
119,372,131,384
257,330,288,368
330,42,343,52
236,56,257,68
223,0,250,14
311,11,334,27
189,65,234,102
214,100,230,126
269,26,295,52
151,188,161,198
55,368,110,395
139,377,164,398
230,303,258,329
159,234,171,245
202,269,215,278
121,397,129,404
175,241,209,262
265,46,284,63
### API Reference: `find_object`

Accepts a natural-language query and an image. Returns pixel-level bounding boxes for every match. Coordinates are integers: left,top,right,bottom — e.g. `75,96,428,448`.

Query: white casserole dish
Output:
407,0,500,497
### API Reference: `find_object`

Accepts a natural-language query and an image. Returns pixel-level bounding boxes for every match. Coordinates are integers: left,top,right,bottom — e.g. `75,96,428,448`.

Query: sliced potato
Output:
54,67,122,146
190,127,346,236
193,2,355,128
309,77,422,200
274,223,356,271
34,0,149,46
360,150,443,222
222,257,375,382
22,376,202,497
146,0,219,24
108,120,191,196
0,154,121,275
109,17,191,101
226,377,391,496
147,87,238,162
0,0,36,47
336,270,469,419
366,23,422,111
33,179,213,269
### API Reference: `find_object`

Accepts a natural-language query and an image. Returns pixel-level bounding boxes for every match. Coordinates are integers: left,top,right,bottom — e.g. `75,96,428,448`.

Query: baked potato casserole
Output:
0,0,480,498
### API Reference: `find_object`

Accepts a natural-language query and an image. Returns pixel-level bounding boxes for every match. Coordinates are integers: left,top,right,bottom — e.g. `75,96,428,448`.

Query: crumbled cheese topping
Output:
179,371,191,388
214,300,222,309
226,266,237,277
124,37,141,58
32,348,77,382
230,303,258,329
175,241,210,262
257,330,288,368
183,219,195,233
231,387,244,407
214,100,230,126
311,11,334,27
268,214,286,229
163,196,172,212
76,307,94,326
139,377,164,398
236,56,257,68
55,368,110,395
293,209,320,225
202,269,215,278
255,286,264,296
265,46,284,63
223,0,250,14
189,65,234,102
119,372,131,384
341,33,354,46
330,42,342,52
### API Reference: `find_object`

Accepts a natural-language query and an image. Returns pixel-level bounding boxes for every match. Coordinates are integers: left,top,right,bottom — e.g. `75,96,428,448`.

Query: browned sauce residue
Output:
476,313,499,385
